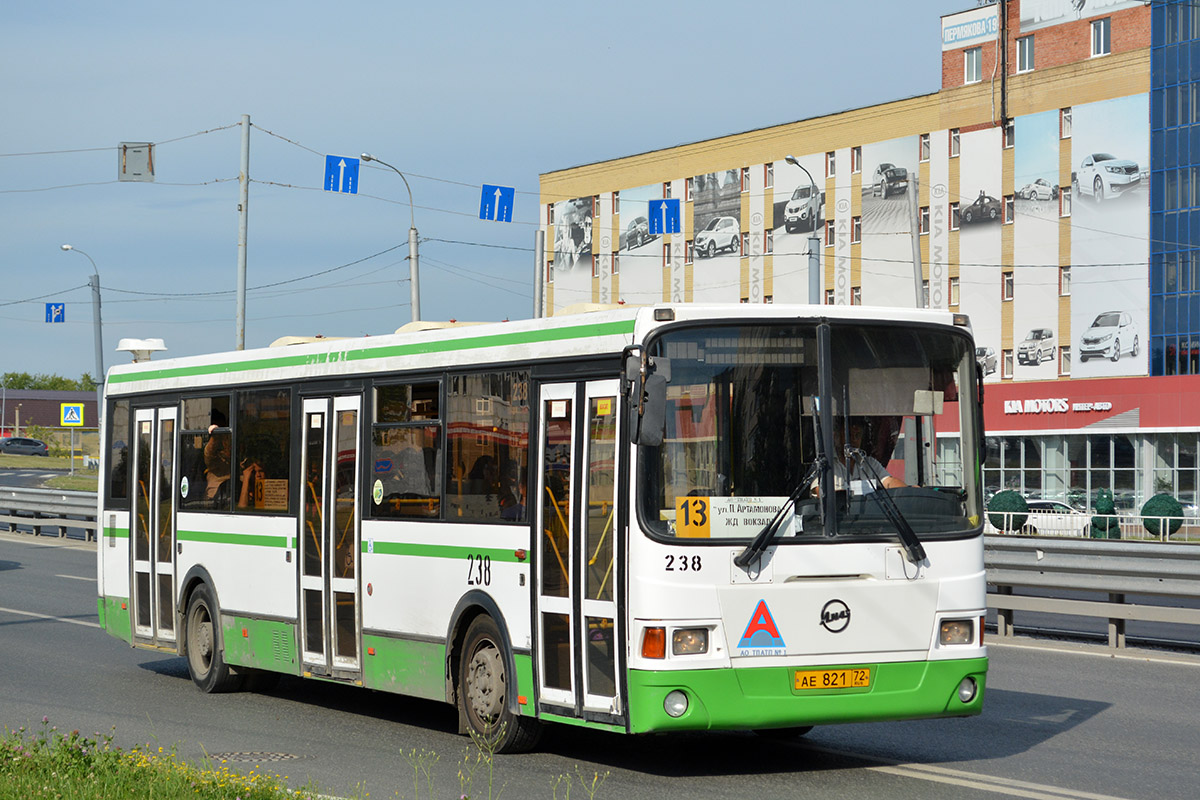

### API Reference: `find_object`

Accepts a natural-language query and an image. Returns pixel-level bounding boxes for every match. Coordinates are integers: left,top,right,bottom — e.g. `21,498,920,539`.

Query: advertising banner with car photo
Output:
551,196,595,309
957,126,1003,379
771,154,824,296
1013,109,1062,381
1070,93,1150,379
861,135,919,307
691,169,742,302
617,183,665,305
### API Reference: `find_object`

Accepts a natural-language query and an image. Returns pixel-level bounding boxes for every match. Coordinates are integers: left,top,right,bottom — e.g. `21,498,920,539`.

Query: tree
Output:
0,372,95,391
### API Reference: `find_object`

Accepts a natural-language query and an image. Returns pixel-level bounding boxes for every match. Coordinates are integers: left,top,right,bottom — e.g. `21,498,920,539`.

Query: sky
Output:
1,0,974,382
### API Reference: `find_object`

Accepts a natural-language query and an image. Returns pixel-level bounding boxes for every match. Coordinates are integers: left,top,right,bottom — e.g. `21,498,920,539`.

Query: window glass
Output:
372,382,442,519
108,400,131,504
447,371,531,522
179,396,232,512
235,389,292,513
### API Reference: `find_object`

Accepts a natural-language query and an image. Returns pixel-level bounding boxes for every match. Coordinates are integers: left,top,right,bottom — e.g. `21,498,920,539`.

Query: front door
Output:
299,396,362,678
535,380,623,718
131,406,177,646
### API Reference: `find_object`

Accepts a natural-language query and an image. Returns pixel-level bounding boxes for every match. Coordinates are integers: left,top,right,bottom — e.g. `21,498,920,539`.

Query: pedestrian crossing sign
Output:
61,403,84,427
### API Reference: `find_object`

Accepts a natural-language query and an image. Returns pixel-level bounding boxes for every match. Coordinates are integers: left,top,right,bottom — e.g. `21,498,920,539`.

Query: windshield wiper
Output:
734,457,824,568
846,446,926,564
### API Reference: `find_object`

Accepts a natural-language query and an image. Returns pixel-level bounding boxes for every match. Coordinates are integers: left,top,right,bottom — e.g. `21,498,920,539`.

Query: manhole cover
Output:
211,752,301,763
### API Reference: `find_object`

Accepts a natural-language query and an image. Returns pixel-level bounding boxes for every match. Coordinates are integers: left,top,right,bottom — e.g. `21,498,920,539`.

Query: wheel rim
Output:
707,242,715,257
188,604,214,677
1112,339,1120,361
465,640,505,727
1095,177,1103,200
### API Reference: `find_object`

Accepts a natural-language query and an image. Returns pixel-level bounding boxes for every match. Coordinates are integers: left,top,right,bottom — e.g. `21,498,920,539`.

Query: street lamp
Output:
360,153,421,322
784,155,823,305
60,244,105,424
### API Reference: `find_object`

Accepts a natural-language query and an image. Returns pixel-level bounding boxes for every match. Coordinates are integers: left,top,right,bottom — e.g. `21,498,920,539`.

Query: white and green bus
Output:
97,304,987,752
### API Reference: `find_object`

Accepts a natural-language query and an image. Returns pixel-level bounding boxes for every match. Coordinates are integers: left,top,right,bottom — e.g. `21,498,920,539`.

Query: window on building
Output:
547,204,555,225
685,240,694,263
1002,270,1014,301
825,219,835,246
825,288,835,305
1002,349,1014,379
1004,121,1015,149
764,229,774,254
919,205,930,234
950,128,960,157
741,166,751,192
1061,107,1072,138
950,202,961,230
592,195,600,216
965,46,982,83
546,260,554,284
1017,35,1035,72
764,295,773,304
851,215,862,243
950,276,960,306
1092,17,1111,57
851,146,862,174
663,181,672,199
825,151,836,178
922,280,930,308
662,247,670,269
741,231,750,256
685,176,694,201
1059,346,1071,376
1060,266,1071,295
1004,194,1015,223
920,133,931,162
1060,188,1072,217
612,252,619,275
851,286,862,305
612,191,619,214
764,163,774,188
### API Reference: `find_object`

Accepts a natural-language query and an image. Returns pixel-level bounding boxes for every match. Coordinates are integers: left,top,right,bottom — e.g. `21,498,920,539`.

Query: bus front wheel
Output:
459,615,542,753
185,584,241,693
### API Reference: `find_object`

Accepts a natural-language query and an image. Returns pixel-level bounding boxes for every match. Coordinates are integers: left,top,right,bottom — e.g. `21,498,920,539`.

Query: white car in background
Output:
695,216,740,258
1079,311,1139,362
1075,152,1141,201
1020,500,1091,537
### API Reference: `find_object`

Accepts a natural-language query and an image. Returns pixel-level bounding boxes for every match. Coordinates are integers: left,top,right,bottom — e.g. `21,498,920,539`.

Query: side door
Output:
299,395,363,680
534,379,623,720
131,406,178,647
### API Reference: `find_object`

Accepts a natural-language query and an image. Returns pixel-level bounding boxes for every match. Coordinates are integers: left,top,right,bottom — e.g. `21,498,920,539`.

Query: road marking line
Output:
56,574,93,582
987,639,1200,668
805,743,1132,800
0,606,100,628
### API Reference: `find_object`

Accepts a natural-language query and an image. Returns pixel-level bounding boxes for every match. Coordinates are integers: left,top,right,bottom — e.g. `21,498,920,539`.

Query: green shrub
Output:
1140,493,1184,537
987,490,1028,531
1090,487,1121,539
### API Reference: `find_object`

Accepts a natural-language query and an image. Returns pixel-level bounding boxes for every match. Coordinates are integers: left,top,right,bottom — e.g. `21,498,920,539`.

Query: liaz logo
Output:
820,599,851,633
736,600,786,656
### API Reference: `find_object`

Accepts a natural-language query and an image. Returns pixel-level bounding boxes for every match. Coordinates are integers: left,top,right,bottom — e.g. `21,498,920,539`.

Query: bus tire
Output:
184,584,241,693
753,726,814,739
459,615,542,753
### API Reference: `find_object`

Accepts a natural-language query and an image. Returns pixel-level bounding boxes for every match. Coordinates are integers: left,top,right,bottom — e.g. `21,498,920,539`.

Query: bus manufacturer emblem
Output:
820,599,851,633
736,599,786,656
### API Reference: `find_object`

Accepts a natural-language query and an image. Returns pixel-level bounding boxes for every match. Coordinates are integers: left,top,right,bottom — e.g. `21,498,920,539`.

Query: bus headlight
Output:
672,628,709,655
939,619,975,645
664,690,689,718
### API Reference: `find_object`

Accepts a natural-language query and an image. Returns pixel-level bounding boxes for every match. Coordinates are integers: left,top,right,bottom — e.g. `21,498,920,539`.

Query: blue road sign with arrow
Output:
45,303,65,323
480,184,515,222
648,198,681,235
324,155,360,194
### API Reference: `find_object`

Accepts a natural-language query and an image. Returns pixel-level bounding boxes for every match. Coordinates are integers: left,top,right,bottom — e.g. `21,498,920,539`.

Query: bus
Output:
96,304,987,753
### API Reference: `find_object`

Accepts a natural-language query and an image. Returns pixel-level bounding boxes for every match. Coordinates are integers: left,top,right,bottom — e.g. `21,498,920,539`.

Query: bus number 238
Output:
467,554,491,586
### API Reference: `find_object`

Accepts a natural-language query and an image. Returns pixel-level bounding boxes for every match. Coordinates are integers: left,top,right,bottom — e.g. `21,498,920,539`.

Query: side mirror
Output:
623,346,670,446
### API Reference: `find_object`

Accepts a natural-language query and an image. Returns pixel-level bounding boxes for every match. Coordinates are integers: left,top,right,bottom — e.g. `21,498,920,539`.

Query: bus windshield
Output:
639,321,981,542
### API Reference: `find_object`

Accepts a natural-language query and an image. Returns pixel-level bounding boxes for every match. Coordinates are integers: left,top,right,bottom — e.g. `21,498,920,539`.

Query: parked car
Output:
871,163,909,198
783,184,823,233
960,193,1002,224
0,437,50,456
976,346,997,375
1018,328,1056,365
695,216,740,258
1021,499,1091,537
623,216,653,251
1018,178,1057,201
1075,152,1141,201
1079,310,1139,362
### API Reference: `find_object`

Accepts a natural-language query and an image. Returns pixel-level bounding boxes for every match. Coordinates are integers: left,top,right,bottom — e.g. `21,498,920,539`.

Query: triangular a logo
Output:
737,599,785,649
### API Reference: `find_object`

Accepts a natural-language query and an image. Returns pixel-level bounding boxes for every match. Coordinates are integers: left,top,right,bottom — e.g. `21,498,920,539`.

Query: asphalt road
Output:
2,531,1199,800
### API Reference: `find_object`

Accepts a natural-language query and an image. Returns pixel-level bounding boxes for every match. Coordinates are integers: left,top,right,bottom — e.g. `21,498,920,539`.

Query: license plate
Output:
794,667,871,690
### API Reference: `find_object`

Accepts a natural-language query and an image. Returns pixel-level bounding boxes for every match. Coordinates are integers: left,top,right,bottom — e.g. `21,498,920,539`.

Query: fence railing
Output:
0,487,98,541
985,509,1200,543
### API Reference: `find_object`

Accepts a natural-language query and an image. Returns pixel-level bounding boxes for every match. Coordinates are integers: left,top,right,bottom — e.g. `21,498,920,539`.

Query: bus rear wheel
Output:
459,616,542,753
185,584,241,693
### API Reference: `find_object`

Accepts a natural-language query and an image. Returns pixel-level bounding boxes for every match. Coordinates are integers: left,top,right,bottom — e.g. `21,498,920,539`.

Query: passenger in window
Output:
499,460,525,521
238,456,265,509
205,410,232,504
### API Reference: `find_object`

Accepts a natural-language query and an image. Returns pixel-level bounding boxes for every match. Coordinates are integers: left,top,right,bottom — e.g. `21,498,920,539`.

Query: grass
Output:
0,452,99,492
1,719,609,800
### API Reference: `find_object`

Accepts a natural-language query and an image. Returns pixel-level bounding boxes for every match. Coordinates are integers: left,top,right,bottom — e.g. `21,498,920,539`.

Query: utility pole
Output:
533,230,545,317
909,173,925,308
236,113,250,350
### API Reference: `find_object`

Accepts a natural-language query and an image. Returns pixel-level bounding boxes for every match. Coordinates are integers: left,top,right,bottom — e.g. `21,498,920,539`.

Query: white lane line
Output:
55,574,93,582
805,743,1132,800
987,639,1200,668
0,606,101,628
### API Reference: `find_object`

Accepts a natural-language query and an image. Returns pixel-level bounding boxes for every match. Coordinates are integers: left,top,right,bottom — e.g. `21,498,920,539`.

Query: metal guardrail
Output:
0,487,98,541
986,509,1200,542
985,534,1200,648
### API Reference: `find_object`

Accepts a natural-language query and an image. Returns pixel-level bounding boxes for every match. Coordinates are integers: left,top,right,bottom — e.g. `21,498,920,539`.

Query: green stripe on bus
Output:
177,530,290,548
104,527,130,539
107,319,635,386
363,541,523,563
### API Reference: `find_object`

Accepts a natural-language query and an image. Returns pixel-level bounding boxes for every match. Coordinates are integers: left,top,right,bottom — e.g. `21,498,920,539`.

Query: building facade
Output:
539,0,1200,513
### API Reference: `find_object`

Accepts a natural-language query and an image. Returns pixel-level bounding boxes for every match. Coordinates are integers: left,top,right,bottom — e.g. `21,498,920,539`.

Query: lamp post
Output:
60,244,105,425
360,153,420,322
784,155,823,305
